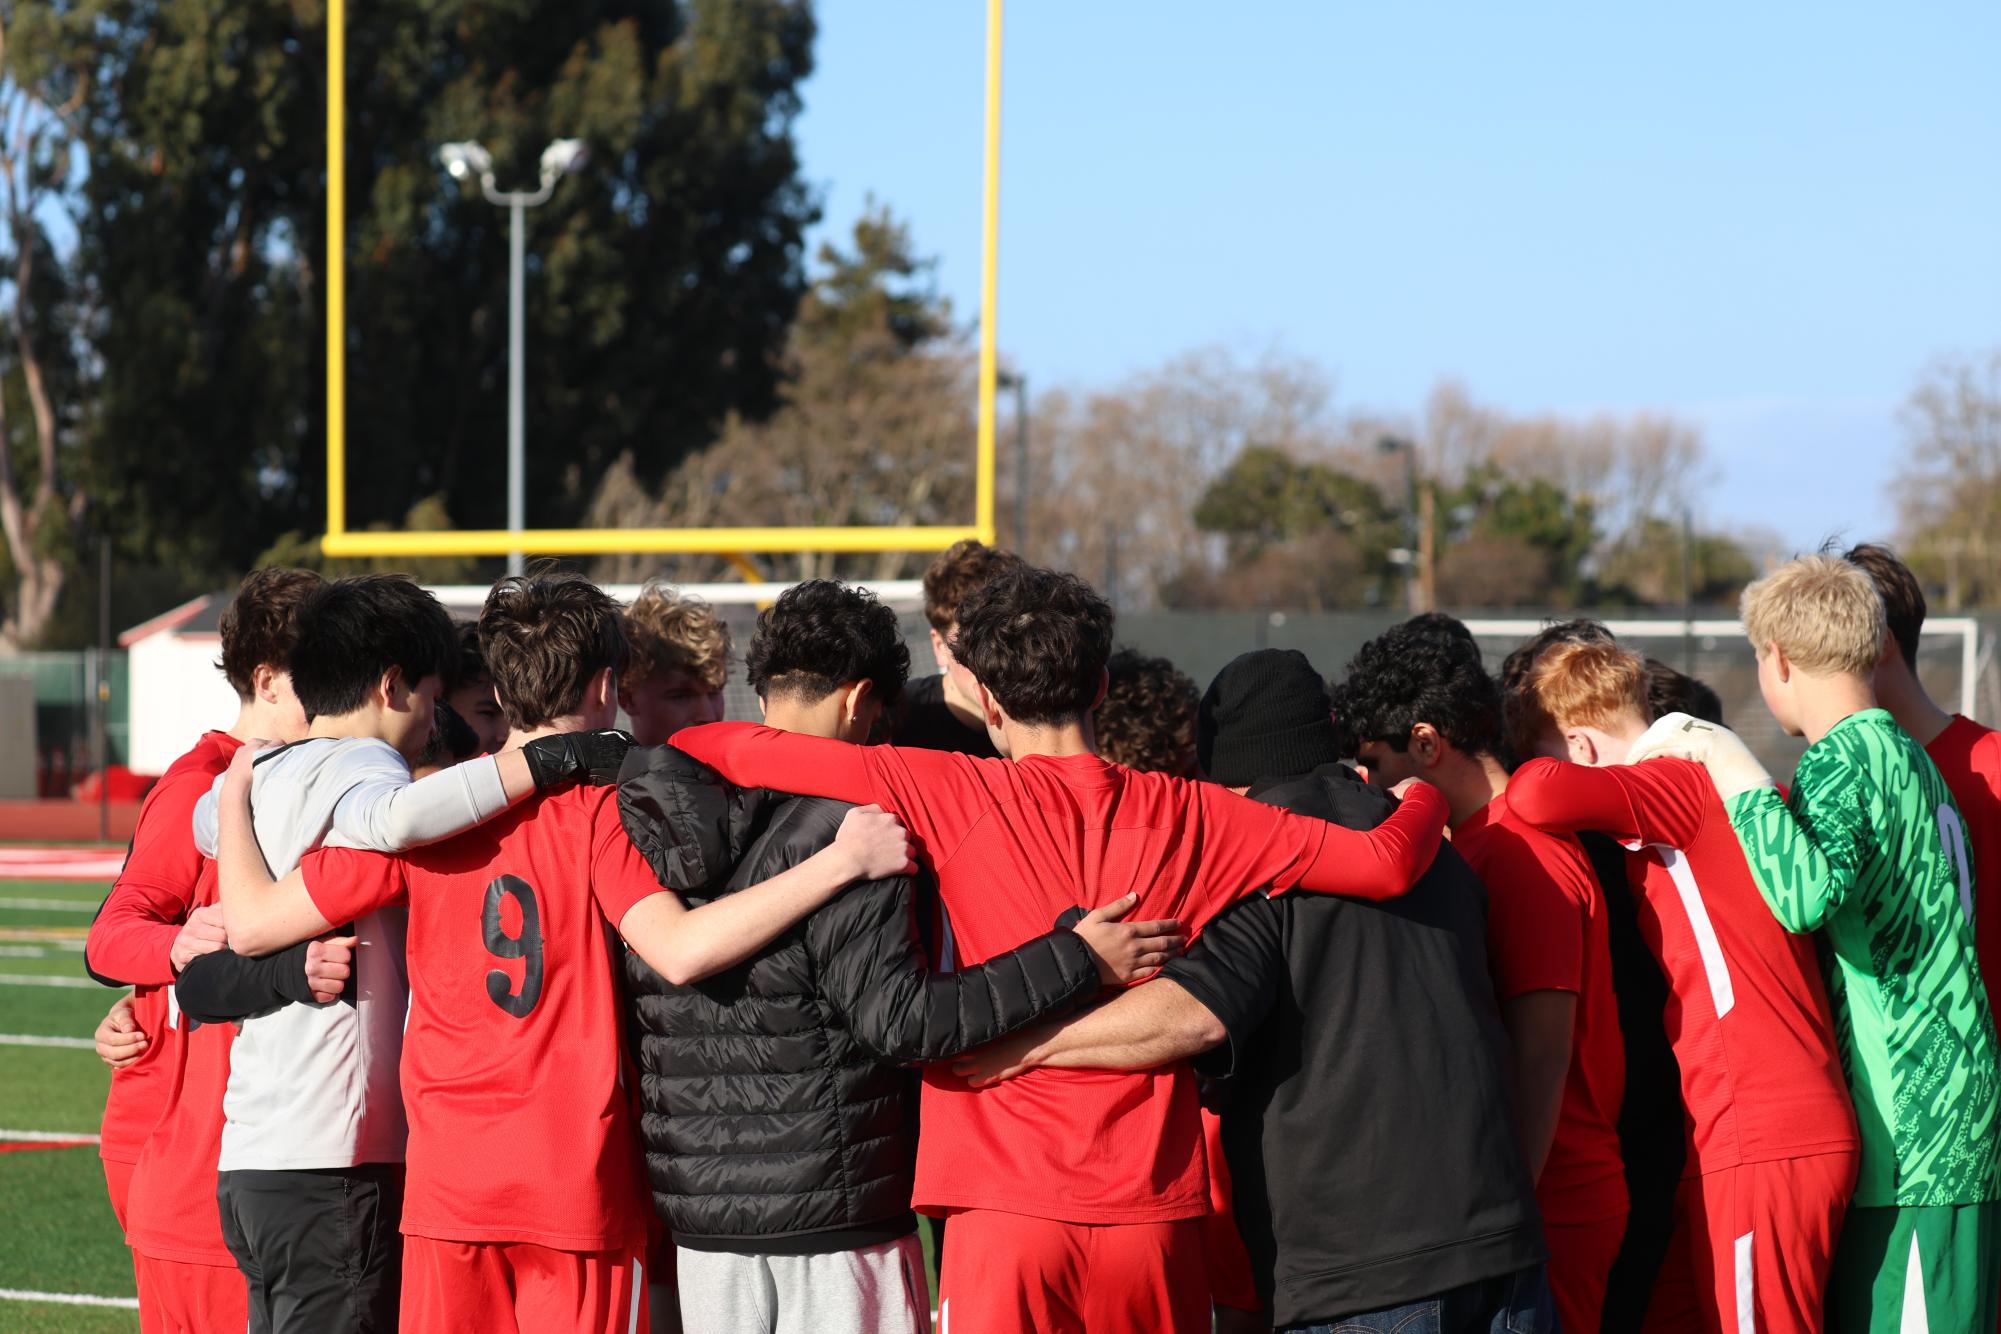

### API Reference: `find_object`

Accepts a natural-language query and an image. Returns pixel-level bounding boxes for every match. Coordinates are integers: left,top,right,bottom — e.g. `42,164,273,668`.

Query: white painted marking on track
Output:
0,973,99,988
0,897,98,912
0,1033,95,1049
0,1128,101,1143
0,1288,138,1309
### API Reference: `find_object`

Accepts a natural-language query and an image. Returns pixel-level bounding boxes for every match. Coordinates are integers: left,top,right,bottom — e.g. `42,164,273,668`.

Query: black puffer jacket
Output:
617,744,1103,1253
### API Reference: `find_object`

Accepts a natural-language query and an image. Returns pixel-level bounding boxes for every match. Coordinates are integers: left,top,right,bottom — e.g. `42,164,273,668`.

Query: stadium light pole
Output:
439,138,589,576
997,370,1029,555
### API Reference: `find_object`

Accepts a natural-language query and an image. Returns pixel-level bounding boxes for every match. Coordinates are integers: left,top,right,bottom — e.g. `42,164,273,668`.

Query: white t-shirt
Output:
192,736,509,1172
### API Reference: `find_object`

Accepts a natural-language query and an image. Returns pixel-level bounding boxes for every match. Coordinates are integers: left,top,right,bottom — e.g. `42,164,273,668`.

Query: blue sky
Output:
792,2,2001,552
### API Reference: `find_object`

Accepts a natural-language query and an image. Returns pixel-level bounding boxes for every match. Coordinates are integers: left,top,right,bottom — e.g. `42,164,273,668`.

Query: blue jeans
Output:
1281,1264,1556,1334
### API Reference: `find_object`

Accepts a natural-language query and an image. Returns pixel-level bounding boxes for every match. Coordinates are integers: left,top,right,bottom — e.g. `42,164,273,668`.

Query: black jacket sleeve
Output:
175,943,320,1024
1161,893,1287,1081
809,874,1102,1065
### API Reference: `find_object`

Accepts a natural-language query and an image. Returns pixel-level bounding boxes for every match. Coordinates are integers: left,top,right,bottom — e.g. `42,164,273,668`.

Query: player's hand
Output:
1072,894,1186,986
1626,712,1775,802
170,903,229,972
1388,777,1429,802
950,1022,1053,1088
522,729,635,790
831,805,916,882
303,935,357,1005
94,996,146,1069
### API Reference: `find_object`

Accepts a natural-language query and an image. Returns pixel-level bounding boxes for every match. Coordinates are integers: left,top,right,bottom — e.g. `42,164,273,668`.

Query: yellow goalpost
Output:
319,0,1003,561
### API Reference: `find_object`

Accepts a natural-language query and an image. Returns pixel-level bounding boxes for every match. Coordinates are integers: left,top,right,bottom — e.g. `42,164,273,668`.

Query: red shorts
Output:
1545,1209,1628,1334
935,1209,1210,1334
103,1157,135,1233
133,1252,247,1334
1641,1152,1856,1334
401,1235,648,1334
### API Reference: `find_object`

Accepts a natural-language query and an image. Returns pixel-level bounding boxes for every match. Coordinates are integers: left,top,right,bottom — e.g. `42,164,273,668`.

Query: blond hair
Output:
1739,554,1886,678
623,582,731,691
1517,640,1649,758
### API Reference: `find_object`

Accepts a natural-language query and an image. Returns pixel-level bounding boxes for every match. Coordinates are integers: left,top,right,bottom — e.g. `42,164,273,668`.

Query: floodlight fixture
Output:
438,140,493,184
539,138,588,182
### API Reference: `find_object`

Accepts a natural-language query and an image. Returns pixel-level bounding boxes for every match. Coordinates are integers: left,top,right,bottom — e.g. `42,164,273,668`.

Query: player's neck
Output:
1874,662,1954,748
1002,714,1098,761
309,708,391,744
1435,750,1511,829
760,695,845,741
505,717,587,750
938,673,987,731
1795,674,1878,746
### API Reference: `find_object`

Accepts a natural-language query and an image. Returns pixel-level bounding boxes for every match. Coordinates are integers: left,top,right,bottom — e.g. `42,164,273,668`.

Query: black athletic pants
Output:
218,1163,404,1334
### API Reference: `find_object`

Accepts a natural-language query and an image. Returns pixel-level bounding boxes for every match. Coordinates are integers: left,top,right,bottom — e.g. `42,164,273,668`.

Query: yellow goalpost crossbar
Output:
320,0,1002,561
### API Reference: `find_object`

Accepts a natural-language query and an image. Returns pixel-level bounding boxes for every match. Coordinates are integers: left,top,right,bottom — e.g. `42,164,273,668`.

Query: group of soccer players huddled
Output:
79,536,2001,1333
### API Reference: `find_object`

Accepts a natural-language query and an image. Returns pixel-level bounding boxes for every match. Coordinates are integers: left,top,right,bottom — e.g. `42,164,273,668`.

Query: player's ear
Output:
1564,728,1595,766
1089,668,1110,712
588,666,615,713
252,662,283,707
1408,723,1439,766
844,678,874,725
976,679,1003,729
378,667,404,711
1769,642,1793,684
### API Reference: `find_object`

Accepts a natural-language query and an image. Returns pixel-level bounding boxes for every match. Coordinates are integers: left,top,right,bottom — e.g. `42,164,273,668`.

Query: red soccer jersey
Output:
1454,788,1627,1227
1508,758,1859,1177
126,858,240,1267
87,731,241,1165
1927,715,2001,1014
670,722,1448,1225
301,784,658,1252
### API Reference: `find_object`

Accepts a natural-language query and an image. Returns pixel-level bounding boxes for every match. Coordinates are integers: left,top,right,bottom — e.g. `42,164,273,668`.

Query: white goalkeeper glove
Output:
1625,712,1776,803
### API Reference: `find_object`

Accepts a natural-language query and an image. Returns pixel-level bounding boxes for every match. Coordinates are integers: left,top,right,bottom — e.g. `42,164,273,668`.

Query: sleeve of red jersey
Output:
1506,757,1711,849
1479,831,1592,1001
590,798,673,925
1187,781,1446,921
84,769,214,986
299,847,409,924
669,722,983,867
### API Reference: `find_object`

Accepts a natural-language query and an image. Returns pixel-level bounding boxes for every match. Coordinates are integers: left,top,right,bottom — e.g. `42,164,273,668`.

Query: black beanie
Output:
1197,649,1343,788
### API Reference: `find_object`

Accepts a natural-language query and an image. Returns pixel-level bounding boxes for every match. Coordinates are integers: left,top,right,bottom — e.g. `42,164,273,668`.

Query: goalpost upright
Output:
319,0,1005,562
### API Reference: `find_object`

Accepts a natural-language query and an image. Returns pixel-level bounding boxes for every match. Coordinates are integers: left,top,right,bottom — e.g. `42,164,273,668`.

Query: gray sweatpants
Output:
675,1234,930,1334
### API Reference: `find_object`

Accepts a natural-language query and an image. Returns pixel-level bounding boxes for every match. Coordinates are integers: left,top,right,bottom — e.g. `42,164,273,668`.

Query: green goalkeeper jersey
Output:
1727,708,2001,1207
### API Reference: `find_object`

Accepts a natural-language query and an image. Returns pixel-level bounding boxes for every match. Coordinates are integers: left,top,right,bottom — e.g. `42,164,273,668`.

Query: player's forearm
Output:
1029,982,1227,1073
215,787,329,956
175,944,315,1023
1292,783,1447,899
670,723,878,806
331,757,513,852
624,840,864,986
1501,991,1574,1180
84,897,183,987
1506,760,1643,842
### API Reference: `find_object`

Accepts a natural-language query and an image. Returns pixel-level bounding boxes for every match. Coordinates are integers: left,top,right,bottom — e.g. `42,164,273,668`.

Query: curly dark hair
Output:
1402,611,1479,649
217,567,325,701
1332,618,1501,756
953,566,1116,727
1095,648,1200,776
746,579,910,706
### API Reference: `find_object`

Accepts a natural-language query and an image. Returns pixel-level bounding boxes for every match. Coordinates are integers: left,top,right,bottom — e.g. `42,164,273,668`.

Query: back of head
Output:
454,619,491,691
1498,618,1615,700
218,567,326,700
952,565,1114,727
479,574,630,731
1333,618,1501,757
624,581,730,692
1519,639,1649,751
922,539,1026,635
1403,611,1480,650
1740,554,1887,678
1096,649,1200,776
1198,648,1342,786
1842,541,1925,670
290,574,457,721
1645,658,1725,726
746,579,910,705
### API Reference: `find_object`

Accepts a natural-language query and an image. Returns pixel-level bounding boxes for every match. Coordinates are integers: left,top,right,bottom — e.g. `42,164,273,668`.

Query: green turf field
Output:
0,877,138,1330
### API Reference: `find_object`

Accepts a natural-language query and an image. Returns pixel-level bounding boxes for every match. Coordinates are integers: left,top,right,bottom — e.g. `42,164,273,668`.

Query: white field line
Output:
0,897,99,913
0,1033,95,1049
0,1128,100,1143
0,1288,137,1309
0,973,99,988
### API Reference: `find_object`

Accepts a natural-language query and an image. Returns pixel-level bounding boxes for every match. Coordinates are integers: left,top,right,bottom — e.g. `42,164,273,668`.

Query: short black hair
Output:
289,575,458,722
746,579,910,706
1843,542,1925,669
1403,611,1479,648
453,620,492,692
953,566,1116,727
1332,618,1502,756
1645,658,1726,726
